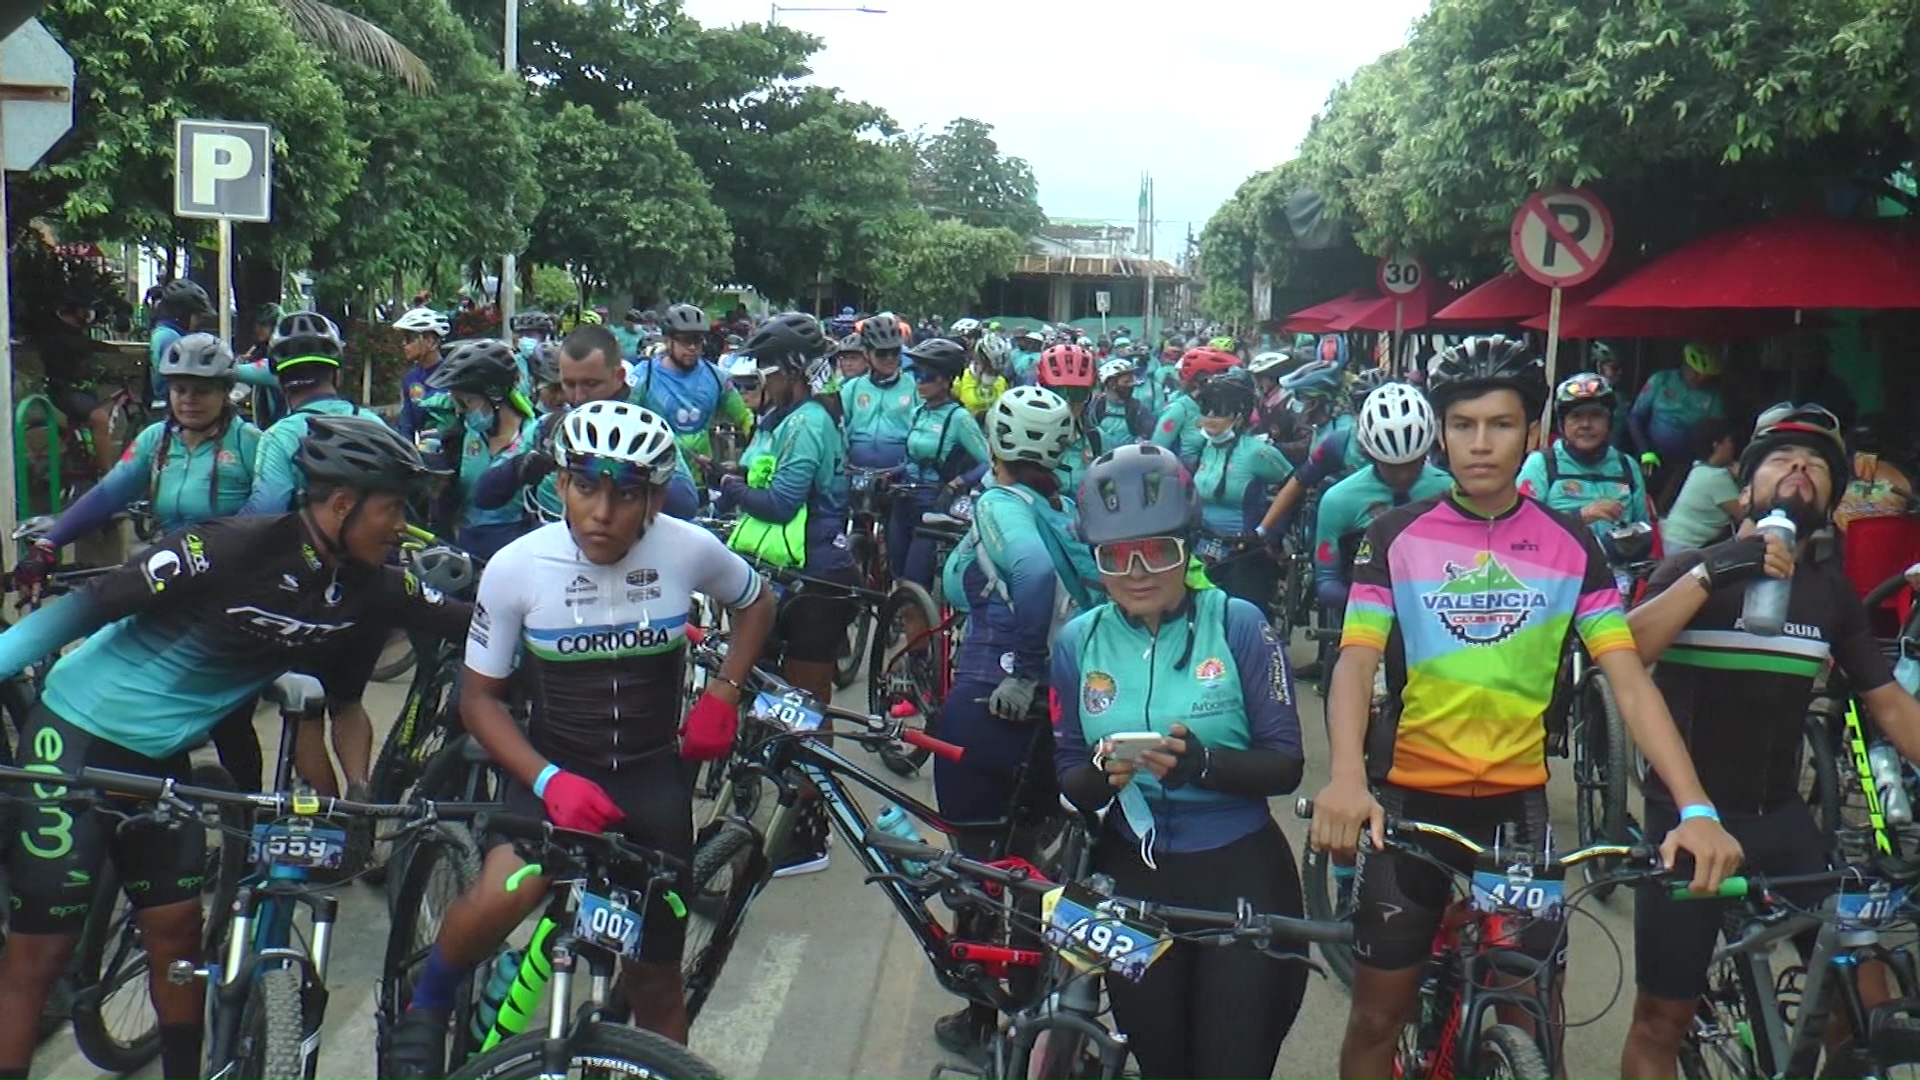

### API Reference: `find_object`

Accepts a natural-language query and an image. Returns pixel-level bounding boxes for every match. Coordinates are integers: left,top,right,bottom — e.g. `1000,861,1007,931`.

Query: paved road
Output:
31,638,1644,1078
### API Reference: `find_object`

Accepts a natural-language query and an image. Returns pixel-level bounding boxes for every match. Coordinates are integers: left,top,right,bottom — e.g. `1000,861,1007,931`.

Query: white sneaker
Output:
772,850,830,878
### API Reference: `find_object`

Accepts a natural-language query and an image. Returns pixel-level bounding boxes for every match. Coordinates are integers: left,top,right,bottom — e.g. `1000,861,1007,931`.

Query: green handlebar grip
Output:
665,890,687,919
1669,875,1748,900
506,863,543,893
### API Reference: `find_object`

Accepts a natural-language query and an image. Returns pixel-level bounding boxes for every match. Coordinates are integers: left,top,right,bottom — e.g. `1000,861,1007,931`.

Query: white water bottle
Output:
1869,744,1914,826
1740,510,1796,636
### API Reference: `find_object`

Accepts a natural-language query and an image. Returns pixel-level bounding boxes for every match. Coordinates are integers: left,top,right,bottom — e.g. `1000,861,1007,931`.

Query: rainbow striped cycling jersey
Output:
1340,491,1635,795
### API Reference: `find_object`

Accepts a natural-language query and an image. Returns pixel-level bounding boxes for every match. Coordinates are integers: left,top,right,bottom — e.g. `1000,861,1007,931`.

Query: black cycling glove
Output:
1695,535,1768,591
520,450,559,487
1159,727,1207,791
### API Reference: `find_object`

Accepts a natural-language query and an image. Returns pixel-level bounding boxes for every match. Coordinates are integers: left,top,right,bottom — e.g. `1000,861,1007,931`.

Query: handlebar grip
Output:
863,826,946,865
473,810,552,844
1294,797,1313,819
1669,875,1750,900
686,625,707,645
75,767,166,799
901,728,964,762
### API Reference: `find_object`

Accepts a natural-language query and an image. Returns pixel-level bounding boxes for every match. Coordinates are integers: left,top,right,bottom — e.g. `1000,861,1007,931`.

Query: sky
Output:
679,0,1431,260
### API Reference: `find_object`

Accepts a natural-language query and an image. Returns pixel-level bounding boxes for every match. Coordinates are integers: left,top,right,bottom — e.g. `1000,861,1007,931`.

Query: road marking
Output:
853,900,944,1078
691,931,808,1077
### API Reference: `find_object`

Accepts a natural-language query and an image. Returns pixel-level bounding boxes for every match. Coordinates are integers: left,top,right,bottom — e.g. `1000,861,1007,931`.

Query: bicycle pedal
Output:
166,960,210,985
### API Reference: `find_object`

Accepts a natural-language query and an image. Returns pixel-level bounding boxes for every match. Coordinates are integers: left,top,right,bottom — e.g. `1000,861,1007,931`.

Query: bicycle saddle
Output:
261,672,326,714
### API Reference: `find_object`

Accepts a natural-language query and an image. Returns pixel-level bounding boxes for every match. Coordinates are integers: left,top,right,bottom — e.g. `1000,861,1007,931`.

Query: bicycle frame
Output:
1839,696,1900,858
1407,905,1563,1079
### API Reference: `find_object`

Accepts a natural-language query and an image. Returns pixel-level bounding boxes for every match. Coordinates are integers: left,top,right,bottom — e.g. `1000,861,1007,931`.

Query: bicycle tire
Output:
70,862,157,1074
457,1021,724,1079
370,658,458,888
1031,1024,1097,1080
682,820,761,1022
835,535,876,691
869,581,942,776
1574,671,1630,900
1800,714,1842,839
1299,846,1356,990
378,824,482,1077
1680,954,1763,1079
1473,1022,1550,1079
240,965,306,1080
373,628,418,683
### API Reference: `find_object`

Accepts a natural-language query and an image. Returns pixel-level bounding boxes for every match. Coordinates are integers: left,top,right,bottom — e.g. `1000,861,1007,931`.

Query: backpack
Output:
965,485,1093,648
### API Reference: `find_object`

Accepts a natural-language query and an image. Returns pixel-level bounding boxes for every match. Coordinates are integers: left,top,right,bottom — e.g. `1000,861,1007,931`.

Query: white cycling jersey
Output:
465,515,761,770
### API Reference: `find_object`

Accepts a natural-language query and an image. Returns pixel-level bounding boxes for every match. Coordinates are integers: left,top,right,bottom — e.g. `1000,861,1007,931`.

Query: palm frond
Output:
278,0,437,94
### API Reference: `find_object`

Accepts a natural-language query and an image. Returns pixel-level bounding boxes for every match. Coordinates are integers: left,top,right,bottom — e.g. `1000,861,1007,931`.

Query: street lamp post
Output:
768,4,887,26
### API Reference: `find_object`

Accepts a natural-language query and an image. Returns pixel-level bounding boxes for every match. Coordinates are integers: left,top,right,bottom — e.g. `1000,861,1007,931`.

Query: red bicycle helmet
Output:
1037,343,1096,389
1177,346,1240,385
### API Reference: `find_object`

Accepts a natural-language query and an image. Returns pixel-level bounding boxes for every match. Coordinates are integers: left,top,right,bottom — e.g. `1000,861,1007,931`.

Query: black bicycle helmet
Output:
1195,367,1258,419
625,308,646,323
253,303,284,327
296,415,443,493
742,311,830,370
1077,443,1198,544
1741,403,1849,492
862,313,906,352
158,279,215,319
428,338,521,402
662,303,707,335
527,341,564,388
1347,365,1392,409
903,337,968,380
1426,335,1546,416
268,310,345,368
509,311,555,335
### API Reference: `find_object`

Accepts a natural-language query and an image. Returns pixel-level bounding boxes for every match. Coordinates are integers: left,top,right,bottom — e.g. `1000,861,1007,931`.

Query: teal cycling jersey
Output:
628,357,752,465
1133,360,1176,417
1009,350,1040,386
451,415,536,530
941,482,1099,683
610,325,643,359
735,398,853,575
1515,440,1650,544
37,417,262,550
1313,462,1453,589
1193,433,1294,536
1053,427,1113,498
1088,394,1144,450
1292,413,1370,491
1150,392,1206,463
840,372,919,468
904,401,990,485
238,396,384,515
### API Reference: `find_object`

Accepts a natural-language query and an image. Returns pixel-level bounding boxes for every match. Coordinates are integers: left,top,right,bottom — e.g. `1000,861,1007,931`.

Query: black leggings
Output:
1093,817,1308,1080
207,698,263,793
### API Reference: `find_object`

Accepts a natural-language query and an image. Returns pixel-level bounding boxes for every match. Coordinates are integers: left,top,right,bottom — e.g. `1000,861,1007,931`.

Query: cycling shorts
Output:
1633,798,1831,1001
1352,784,1555,971
493,752,693,965
46,385,100,428
773,569,859,665
6,706,205,934
304,628,384,708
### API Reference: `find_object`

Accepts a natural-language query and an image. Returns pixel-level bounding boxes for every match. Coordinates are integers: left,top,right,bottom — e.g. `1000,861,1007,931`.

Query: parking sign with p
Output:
174,120,272,222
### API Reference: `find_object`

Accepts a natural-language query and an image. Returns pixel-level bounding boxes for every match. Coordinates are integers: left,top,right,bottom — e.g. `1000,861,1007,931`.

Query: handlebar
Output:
469,809,688,889
1293,797,1656,872
1664,859,1920,902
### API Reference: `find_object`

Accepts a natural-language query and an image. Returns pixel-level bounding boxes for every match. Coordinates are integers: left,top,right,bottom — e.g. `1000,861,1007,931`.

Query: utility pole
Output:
500,0,518,334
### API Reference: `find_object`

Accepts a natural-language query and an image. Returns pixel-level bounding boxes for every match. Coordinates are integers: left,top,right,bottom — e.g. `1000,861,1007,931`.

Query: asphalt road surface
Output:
30,638,1645,1079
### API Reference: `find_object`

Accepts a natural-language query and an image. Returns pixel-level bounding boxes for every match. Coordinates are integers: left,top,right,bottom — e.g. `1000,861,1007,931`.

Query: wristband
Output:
532,763,561,798
1679,803,1720,823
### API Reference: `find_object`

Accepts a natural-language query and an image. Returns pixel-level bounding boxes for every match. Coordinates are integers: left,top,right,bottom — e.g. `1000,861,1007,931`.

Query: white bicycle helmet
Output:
1249,351,1290,377
975,333,1012,370
554,400,679,484
950,317,982,336
1098,357,1134,384
392,306,450,338
986,386,1076,468
1355,383,1437,465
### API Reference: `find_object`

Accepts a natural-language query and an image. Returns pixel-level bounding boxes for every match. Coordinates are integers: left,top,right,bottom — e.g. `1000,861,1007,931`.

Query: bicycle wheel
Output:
370,660,458,887
69,862,157,1073
1798,714,1842,839
237,965,306,1080
835,536,876,692
682,820,762,1022
191,763,249,966
1573,671,1629,900
373,629,418,683
1679,958,1762,1079
1473,1023,1550,1079
1299,846,1357,990
457,1021,724,1079
869,581,942,776
378,824,482,1077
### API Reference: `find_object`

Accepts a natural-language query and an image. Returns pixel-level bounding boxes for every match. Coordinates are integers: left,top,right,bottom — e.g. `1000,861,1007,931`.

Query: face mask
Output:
1204,427,1237,446
516,336,538,357
463,405,497,437
1898,654,1920,697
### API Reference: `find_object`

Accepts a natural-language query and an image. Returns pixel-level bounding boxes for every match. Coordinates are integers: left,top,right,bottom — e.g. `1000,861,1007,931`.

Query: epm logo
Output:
1421,552,1546,646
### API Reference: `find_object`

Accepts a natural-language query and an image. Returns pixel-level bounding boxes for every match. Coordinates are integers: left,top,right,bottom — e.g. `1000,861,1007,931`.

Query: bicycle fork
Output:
180,883,338,1080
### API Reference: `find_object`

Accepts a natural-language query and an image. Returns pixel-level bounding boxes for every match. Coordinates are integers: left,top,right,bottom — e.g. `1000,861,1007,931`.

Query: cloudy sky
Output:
680,0,1429,258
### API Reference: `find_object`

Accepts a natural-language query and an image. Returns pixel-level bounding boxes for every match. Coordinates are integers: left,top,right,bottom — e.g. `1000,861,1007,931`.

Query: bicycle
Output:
1295,797,1658,1078
868,482,971,776
839,464,903,691
377,808,725,1080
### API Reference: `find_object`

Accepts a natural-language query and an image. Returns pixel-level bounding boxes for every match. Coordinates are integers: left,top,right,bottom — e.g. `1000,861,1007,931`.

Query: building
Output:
974,218,1187,333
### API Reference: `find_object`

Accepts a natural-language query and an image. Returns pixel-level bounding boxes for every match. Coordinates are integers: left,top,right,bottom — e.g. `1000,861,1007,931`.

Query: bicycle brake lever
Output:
1262,947,1330,979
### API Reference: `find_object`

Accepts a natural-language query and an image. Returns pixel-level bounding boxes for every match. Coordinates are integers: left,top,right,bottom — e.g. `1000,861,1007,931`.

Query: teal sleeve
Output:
976,492,1055,680
240,424,301,515
1312,485,1351,587
1253,442,1295,484
953,409,991,467
1150,401,1182,450
236,360,277,388
1516,451,1549,501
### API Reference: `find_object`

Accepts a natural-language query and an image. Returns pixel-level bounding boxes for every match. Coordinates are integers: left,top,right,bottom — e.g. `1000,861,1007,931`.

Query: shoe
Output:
386,1007,451,1080
772,849,830,878
933,1006,993,1068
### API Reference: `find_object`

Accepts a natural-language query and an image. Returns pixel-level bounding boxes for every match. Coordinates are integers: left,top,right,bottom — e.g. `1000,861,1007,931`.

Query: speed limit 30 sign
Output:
1510,189,1613,287
1377,254,1425,297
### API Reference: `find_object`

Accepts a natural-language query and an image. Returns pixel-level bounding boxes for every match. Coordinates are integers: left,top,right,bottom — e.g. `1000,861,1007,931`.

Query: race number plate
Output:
851,472,874,492
1195,537,1228,563
1469,871,1566,920
751,689,825,732
249,822,348,871
1836,886,1908,928
576,888,646,960
1041,884,1172,982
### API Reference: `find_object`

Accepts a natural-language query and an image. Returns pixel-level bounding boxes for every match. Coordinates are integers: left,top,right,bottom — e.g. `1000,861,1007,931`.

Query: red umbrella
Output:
1433,271,1609,323
1519,304,1822,339
1331,283,1464,331
1283,291,1371,331
1588,216,1920,310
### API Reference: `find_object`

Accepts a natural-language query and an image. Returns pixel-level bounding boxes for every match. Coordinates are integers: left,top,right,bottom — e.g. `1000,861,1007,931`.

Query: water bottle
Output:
1740,510,1796,636
874,804,928,874
1868,743,1914,826
469,948,522,1042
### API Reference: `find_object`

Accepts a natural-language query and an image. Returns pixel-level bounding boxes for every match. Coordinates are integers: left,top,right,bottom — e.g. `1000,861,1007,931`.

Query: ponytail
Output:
1003,459,1062,509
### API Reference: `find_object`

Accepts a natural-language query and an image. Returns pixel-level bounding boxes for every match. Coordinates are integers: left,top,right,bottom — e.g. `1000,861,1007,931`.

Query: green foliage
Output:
9,235,127,336
909,118,1046,237
866,214,1023,316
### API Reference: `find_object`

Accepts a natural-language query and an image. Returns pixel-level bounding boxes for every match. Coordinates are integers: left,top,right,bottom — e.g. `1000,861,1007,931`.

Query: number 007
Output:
590,906,634,939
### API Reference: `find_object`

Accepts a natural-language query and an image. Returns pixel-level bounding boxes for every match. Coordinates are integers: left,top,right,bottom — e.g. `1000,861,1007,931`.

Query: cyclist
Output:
840,312,917,476
508,309,556,359
1661,419,1742,551
527,340,566,416
1629,342,1726,510
1312,382,1449,616
1613,403,1920,1078
36,295,124,475
1151,345,1238,465
1008,326,1044,385
1091,356,1150,446
1590,341,1632,443
887,337,991,588
1051,442,1309,1080
1036,342,1102,495
831,331,869,389
1517,372,1652,554
0,415,464,1080
1253,358,1361,541
1192,367,1295,607
612,307,646,360
420,339,538,560
629,303,754,483
1306,335,1741,1080
1246,349,1292,436
957,333,1010,419
388,401,774,1077
145,279,215,407
1132,342,1180,417
393,306,453,439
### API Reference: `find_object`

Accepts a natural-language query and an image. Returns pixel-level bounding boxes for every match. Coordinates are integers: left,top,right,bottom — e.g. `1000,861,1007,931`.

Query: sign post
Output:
174,119,273,347
1509,188,1613,425
1095,289,1111,339
1377,254,1425,374
0,18,73,571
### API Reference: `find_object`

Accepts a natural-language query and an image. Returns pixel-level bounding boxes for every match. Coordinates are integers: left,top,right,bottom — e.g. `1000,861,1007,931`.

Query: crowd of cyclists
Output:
1,285,1917,1080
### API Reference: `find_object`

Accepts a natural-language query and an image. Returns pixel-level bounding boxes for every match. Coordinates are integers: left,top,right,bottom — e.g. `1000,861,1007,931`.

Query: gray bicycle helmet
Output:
158,332,238,384
527,341,564,388
158,279,215,319
903,338,968,380
268,310,345,368
428,338,520,402
861,313,906,352
662,303,707,335
1076,443,1198,544
413,544,478,598
509,310,556,335
296,415,444,493
1347,365,1391,409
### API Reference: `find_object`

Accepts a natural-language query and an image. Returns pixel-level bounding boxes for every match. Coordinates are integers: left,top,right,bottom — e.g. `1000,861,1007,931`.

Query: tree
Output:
910,118,1046,237
525,102,732,299
866,213,1023,316
278,0,434,92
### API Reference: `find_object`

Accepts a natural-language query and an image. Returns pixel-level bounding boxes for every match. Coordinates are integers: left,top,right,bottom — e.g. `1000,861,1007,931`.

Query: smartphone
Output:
1101,731,1166,763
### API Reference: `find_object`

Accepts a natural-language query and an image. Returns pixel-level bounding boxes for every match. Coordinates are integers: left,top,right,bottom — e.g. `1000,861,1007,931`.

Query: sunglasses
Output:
909,368,945,383
731,375,763,392
1093,536,1187,576
669,333,704,346
564,455,652,491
